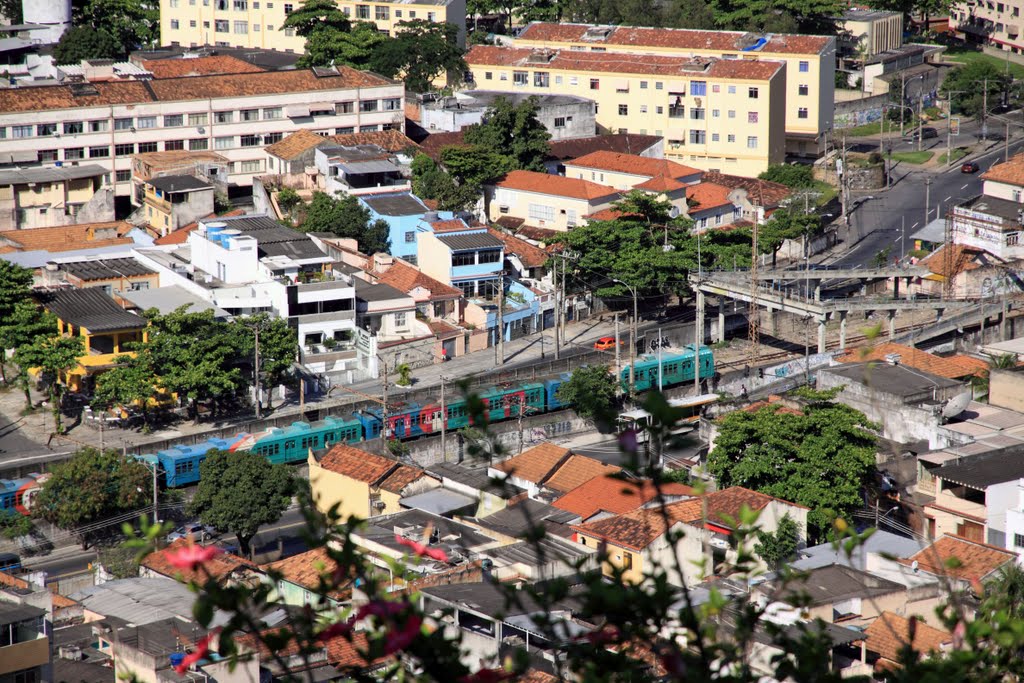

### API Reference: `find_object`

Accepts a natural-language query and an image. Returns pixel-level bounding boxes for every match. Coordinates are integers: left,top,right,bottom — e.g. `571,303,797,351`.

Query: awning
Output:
337,159,399,174
0,150,37,165
286,104,311,117
615,79,629,91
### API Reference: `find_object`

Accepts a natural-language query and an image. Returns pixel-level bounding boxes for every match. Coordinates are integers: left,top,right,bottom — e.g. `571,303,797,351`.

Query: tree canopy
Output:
759,208,821,267
297,192,391,254
709,0,841,32
281,0,351,36
411,153,482,212
941,60,1012,117
707,391,877,536
93,350,161,429
189,449,295,557
299,21,386,69
556,364,620,426
15,334,85,433
53,26,122,64
463,97,552,173
754,514,800,570
369,20,467,93
758,164,816,189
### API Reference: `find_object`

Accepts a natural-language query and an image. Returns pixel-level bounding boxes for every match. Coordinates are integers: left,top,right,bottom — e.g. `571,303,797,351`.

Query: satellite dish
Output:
941,391,973,419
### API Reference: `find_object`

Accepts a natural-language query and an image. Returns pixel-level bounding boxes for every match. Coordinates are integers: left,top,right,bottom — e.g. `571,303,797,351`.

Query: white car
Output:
167,523,217,542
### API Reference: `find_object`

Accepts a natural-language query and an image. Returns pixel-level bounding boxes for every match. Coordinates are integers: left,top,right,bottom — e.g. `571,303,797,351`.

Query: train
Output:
4,346,716,509
0,473,49,518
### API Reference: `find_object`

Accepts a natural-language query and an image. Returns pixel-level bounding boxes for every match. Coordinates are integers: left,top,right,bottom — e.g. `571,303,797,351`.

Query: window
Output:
234,19,248,33
115,143,135,156
37,150,58,163
284,1,293,11
375,5,389,19
798,60,809,72
188,113,208,126
360,100,378,112
590,78,600,90
137,116,156,129
712,84,720,93
622,551,633,570
484,71,493,80
171,19,180,29
89,145,110,158
395,9,401,17
554,116,566,128
1015,190,1022,202
37,123,56,136
690,80,706,96
12,125,32,138
165,140,185,151
284,27,294,36
89,120,108,133
0,127,5,139
164,114,183,127
513,71,528,85
138,141,158,153
263,107,282,119
728,85,736,94
214,111,233,124
747,112,758,124
748,87,759,99
356,4,369,18
241,109,259,121
640,105,647,113
798,84,808,96
405,231,416,243
528,203,555,222
655,81,663,90
114,117,133,130
711,133,719,142
64,121,83,134
689,130,706,144
478,250,501,264
240,160,263,173
728,110,735,119
534,71,549,87
264,132,283,144
727,134,735,143
1015,533,1024,548
798,107,808,119
746,136,758,148
215,136,234,149
189,138,208,151
253,22,260,30
619,104,628,116
452,252,475,267
383,98,401,111
64,148,84,160
640,80,647,89
116,170,131,182
409,10,416,17
690,107,705,120
215,19,229,32
394,312,407,327
241,134,260,147
335,126,354,135
427,11,435,20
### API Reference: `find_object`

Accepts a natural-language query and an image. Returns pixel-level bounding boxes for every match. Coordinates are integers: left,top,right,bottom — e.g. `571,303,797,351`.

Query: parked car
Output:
167,522,217,542
902,127,938,141
961,161,980,173
593,336,623,351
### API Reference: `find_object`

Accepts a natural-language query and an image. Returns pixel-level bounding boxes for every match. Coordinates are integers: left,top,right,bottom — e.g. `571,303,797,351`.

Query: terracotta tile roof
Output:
553,475,695,520
375,261,463,300
585,208,632,221
377,464,429,494
263,547,352,601
670,486,805,526
517,671,559,683
701,172,791,207
325,631,392,670
515,225,560,242
234,628,305,660
864,612,952,663
543,454,621,494
741,394,803,415
141,56,265,78
418,130,469,161
0,68,392,115
548,134,663,162
898,535,1015,592
980,152,1024,187
153,208,246,245
318,444,399,484
835,342,988,379
686,182,735,212
516,22,832,56
266,128,420,161
573,503,681,550
430,219,469,233
567,151,701,180
487,228,548,268
0,221,133,253
427,319,461,338
467,45,786,80
496,170,620,201
921,244,984,279
142,538,258,583
635,176,689,193
494,442,571,484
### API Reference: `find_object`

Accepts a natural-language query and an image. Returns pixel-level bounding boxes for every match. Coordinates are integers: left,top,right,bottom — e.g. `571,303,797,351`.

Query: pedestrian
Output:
740,384,748,399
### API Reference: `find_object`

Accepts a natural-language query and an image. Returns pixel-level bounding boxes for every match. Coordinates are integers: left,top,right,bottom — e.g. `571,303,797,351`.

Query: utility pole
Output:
495,271,505,366
749,182,762,366
917,84,925,153
552,256,560,360
983,77,989,141
658,328,664,391
381,359,389,439
253,324,262,419
559,258,567,344
440,377,447,462
614,311,621,389
151,460,159,526
925,176,932,226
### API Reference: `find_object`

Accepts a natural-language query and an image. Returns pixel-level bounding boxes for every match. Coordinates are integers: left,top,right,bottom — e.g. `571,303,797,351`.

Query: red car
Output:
593,336,622,351
961,161,980,173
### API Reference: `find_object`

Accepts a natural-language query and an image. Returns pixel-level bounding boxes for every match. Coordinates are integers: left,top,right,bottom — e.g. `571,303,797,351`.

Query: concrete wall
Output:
834,93,890,128
990,369,1024,411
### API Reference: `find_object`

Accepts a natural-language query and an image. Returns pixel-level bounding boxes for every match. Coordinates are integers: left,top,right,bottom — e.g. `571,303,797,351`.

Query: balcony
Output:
299,345,358,365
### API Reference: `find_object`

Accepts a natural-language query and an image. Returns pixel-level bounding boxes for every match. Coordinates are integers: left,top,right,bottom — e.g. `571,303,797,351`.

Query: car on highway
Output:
961,161,980,173
593,336,623,351
167,522,217,542
902,127,938,141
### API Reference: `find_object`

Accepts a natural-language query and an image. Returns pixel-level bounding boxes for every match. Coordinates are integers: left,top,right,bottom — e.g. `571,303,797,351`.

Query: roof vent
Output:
582,26,614,41
885,353,901,365
527,48,556,64
312,65,340,78
69,82,100,97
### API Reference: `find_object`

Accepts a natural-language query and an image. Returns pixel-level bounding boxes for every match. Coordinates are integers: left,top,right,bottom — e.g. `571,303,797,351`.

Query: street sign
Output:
950,118,960,135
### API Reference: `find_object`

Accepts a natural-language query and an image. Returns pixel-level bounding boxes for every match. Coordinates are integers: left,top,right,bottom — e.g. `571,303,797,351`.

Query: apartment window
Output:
64,121,83,134
360,100,378,112
215,19,229,32
189,113,208,126
711,133,719,142
690,108,705,120
728,110,736,119
484,71,493,80
234,0,247,8
590,78,600,90
639,80,647,89
189,138,208,151
427,11,435,20
204,21,210,28
335,101,355,114
383,98,401,111
528,203,555,222
115,143,135,156
89,145,110,158
217,0,227,7
622,551,633,570
619,104,628,116
356,4,369,18
171,19,180,29
0,127,5,139
798,60,809,72
165,140,185,151
284,2,293,11
394,9,401,17
241,160,263,173
690,80,707,96
163,114,183,127
798,84,809,96
215,136,234,149
1015,533,1024,548
728,85,736,94
213,111,233,124
135,116,155,130
746,136,758,148
138,141,158,153
263,107,283,119
264,132,283,144
513,71,528,85
116,170,131,182
534,71,549,87
656,106,664,114
747,112,758,124
284,27,294,36
37,150,58,162
394,312,407,327
405,231,416,243
727,134,735,143
234,20,248,33
37,123,56,136
376,5,389,19
114,117,133,130
798,107,808,119
11,125,31,138
335,126,354,134
655,81,663,90
409,10,416,17
748,87,759,99
478,250,501,264
89,120,108,133
1015,190,1022,202
253,22,260,30
64,148,84,160
689,130,706,144
640,105,647,113
241,134,260,147
239,109,259,122
712,84,720,93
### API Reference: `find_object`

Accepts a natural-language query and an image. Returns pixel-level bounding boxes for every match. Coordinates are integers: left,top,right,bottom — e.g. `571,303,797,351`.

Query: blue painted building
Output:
359,193,454,265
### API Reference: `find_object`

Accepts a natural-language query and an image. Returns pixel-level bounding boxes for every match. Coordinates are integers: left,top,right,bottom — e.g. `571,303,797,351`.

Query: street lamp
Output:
612,278,639,398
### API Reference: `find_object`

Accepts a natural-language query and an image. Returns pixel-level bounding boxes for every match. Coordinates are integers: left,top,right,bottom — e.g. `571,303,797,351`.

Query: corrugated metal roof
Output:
148,175,212,193
932,445,1024,489
361,193,428,217
0,164,107,185
436,232,504,252
60,257,155,281
337,159,399,175
36,287,146,332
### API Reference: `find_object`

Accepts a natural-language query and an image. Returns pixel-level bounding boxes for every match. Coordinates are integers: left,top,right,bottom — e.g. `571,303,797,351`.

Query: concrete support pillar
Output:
814,284,822,302
860,280,868,296
839,311,848,350
766,307,777,336
717,299,726,343
817,317,827,354
936,308,944,325
695,290,706,346
893,277,900,299
905,277,913,301
1002,298,1009,341
888,310,896,340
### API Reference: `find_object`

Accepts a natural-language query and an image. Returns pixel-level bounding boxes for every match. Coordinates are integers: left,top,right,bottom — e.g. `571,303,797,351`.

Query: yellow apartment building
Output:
0,164,114,231
512,22,835,159
160,0,466,52
466,45,787,177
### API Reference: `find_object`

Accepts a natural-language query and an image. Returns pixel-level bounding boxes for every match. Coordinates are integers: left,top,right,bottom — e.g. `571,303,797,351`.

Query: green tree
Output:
0,261,49,387
941,60,1011,118
33,448,150,542
440,145,515,187
759,208,820,268
370,20,467,93
661,0,718,28
277,188,301,213
14,334,84,433
237,314,297,411
92,350,160,430
0,0,22,24
53,26,122,64
0,512,32,540
556,364,620,426
981,562,1024,618
299,21,386,69
710,0,839,32
298,191,391,253
98,542,142,579
758,163,816,189
74,0,159,50
0,260,32,319
395,363,413,386
281,0,351,36
188,449,295,557
754,514,800,570
463,96,551,172
707,391,877,536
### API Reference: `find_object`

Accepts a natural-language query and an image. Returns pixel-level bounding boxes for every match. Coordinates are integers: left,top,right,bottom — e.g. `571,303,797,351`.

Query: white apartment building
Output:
950,0,1024,54
950,152,1024,259
0,66,404,199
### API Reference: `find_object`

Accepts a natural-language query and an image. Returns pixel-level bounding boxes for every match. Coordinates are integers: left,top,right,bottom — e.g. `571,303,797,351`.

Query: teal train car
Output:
621,345,715,392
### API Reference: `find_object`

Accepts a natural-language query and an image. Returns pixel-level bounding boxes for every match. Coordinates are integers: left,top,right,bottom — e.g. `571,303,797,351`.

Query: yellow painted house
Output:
36,287,148,393
465,45,787,177
308,443,439,522
512,22,836,159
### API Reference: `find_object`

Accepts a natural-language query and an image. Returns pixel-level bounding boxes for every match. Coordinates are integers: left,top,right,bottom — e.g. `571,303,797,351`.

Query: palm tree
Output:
981,562,1024,618
971,353,1017,400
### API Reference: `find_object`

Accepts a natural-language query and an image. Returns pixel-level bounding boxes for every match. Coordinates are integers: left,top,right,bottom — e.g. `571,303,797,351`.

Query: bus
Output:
617,394,719,444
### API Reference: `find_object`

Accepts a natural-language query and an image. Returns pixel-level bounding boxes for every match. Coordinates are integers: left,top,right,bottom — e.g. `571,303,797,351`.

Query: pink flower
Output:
164,543,222,571
174,634,212,674
395,535,449,562
952,619,967,650
382,615,422,655
357,600,407,620
618,428,639,454
316,621,353,642
458,668,514,683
